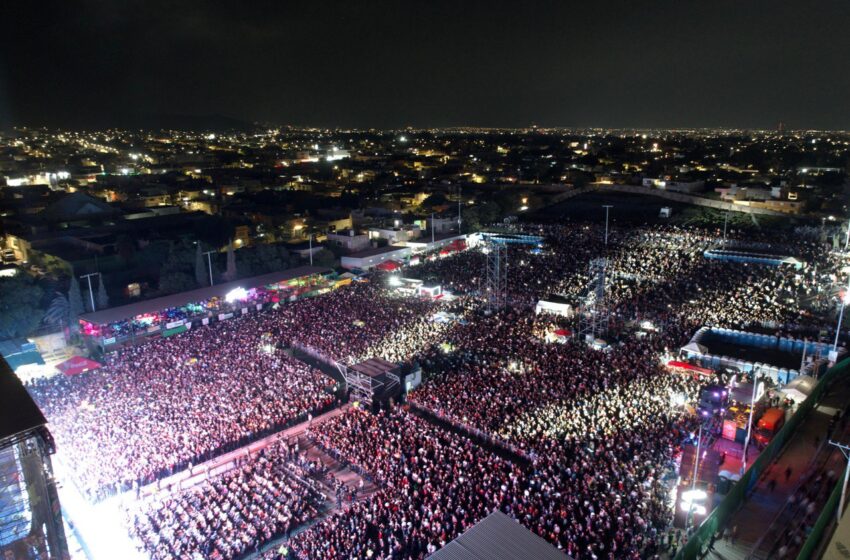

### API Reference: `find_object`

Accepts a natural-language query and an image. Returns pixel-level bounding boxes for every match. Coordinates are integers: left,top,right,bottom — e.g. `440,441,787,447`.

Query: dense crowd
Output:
286,407,525,559
405,312,701,557
28,220,846,559
268,282,443,364
28,316,337,500
129,439,324,560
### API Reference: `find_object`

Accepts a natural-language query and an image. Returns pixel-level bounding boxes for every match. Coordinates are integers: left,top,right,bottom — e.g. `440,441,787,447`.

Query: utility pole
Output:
309,234,313,267
844,217,849,251
80,272,99,312
203,250,216,286
829,440,850,523
723,213,729,245
602,205,613,245
431,212,435,244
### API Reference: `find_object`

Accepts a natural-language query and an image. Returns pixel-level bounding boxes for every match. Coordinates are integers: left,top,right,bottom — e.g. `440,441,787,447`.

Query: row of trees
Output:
0,235,337,341
0,271,109,340
158,240,303,296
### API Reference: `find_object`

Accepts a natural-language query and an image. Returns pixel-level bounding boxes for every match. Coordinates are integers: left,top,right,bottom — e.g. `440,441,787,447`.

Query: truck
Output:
754,408,785,448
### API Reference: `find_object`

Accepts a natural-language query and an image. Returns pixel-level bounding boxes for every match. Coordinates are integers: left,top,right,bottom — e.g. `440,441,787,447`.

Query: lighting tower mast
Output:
577,257,610,342
484,238,508,314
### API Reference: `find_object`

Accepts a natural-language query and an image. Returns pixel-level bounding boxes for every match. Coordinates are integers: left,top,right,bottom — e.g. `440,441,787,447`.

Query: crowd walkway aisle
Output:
702,379,850,560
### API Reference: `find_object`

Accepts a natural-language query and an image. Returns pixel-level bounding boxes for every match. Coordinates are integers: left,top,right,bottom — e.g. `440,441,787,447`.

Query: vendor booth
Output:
78,266,333,351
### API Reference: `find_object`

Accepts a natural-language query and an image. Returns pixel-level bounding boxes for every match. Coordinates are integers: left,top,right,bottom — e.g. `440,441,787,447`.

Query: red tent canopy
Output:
56,356,102,376
554,329,572,337
667,360,713,376
376,261,401,271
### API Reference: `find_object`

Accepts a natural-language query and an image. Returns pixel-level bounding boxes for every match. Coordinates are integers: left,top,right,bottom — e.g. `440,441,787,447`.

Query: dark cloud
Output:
1,0,849,129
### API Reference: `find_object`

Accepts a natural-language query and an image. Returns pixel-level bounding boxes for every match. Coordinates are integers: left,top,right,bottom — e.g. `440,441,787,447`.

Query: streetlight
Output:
829,440,850,523
844,217,850,252
457,186,462,233
723,213,729,245
742,372,762,474
203,250,216,286
602,205,613,245
832,277,850,358
80,272,100,312
309,234,313,266
686,423,704,532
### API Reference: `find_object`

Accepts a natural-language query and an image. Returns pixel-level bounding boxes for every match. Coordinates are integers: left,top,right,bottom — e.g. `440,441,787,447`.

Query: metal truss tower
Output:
578,257,611,342
484,239,508,313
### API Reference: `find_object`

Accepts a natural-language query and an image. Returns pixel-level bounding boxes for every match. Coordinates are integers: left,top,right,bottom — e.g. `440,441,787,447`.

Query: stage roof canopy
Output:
79,266,331,326
0,357,46,441
429,510,569,560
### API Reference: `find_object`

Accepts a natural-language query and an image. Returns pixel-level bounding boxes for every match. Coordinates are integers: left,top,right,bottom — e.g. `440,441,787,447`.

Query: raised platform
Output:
344,357,401,403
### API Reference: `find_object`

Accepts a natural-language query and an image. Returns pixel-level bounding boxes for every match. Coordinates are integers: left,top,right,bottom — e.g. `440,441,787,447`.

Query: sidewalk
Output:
703,380,850,560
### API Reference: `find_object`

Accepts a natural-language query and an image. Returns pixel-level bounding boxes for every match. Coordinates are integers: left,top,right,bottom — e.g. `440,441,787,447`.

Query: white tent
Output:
782,375,816,402
681,342,708,355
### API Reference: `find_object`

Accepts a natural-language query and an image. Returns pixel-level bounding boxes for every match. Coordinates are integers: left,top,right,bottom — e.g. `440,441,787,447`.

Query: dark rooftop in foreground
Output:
79,265,331,325
429,510,569,560
0,357,46,440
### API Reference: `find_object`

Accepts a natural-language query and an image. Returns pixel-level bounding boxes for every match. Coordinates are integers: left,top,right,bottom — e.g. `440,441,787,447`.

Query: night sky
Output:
2,0,849,130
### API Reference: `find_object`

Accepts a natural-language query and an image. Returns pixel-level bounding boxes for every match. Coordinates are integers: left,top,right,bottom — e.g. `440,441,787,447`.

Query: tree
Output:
96,276,109,309
312,248,337,268
116,234,136,263
158,271,197,295
222,241,237,282
193,216,235,250
477,200,501,225
256,244,284,273
195,243,207,287
0,276,45,339
421,193,448,210
68,276,85,334
461,206,482,232
44,293,69,328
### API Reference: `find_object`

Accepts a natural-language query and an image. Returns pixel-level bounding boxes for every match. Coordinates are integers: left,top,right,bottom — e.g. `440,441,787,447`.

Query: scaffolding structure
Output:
336,358,401,404
577,257,611,342
0,357,69,560
484,239,508,313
